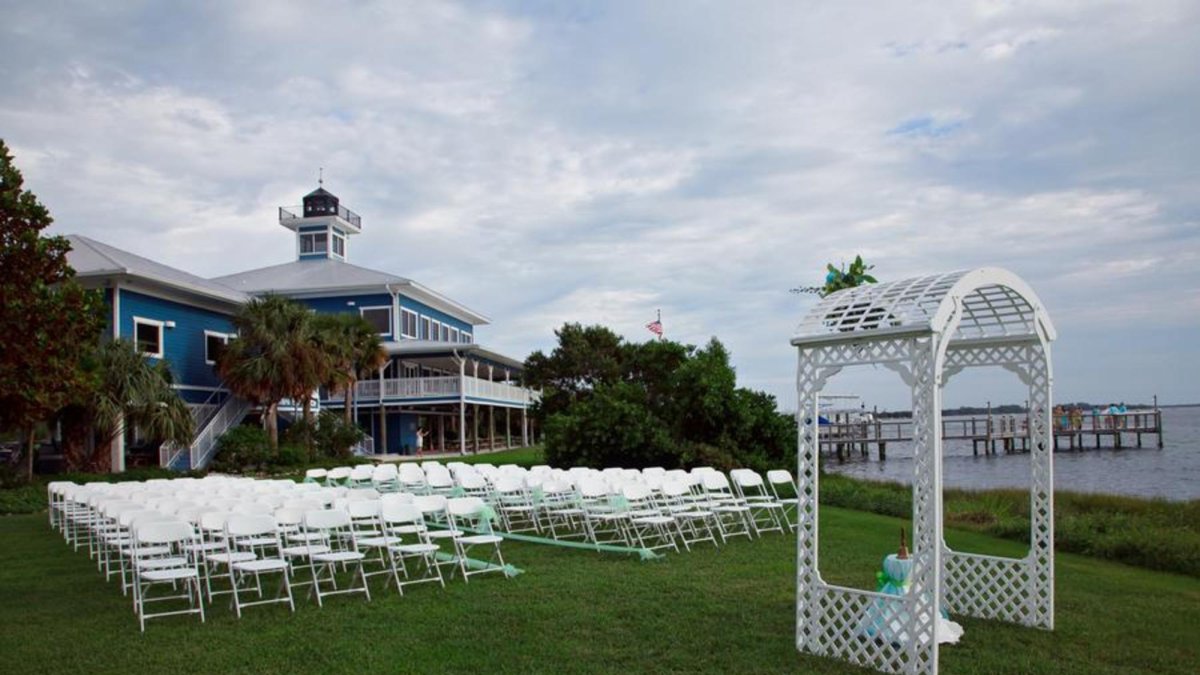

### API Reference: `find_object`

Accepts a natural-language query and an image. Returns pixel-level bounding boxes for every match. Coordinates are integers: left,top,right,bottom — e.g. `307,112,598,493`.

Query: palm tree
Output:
60,339,194,472
314,313,387,426
218,296,323,449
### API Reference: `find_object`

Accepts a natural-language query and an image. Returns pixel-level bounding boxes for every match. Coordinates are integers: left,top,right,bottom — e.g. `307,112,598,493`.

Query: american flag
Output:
646,315,663,338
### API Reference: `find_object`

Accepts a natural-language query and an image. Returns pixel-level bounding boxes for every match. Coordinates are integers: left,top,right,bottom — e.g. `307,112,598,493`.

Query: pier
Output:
819,404,1164,460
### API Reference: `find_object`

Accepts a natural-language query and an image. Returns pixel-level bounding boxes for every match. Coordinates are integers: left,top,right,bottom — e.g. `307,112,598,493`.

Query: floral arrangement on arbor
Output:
792,255,878,297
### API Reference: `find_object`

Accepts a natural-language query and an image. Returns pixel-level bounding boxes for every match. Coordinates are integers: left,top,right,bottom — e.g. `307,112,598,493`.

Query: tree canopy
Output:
524,323,794,472
0,139,106,477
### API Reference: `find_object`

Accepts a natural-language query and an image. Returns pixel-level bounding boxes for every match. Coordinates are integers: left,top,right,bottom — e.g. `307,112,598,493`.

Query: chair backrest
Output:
730,469,764,488
350,465,375,480
199,511,230,533
135,519,194,545
412,495,447,516
766,469,796,487
579,478,609,499
346,488,381,501
274,508,304,528
226,513,277,537
398,464,426,482
446,496,486,518
305,468,328,480
493,476,524,494
373,464,399,481
458,472,488,490
380,493,415,506
305,508,351,530
661,480,690,498
621,483,652,502
380,502,424,527
346,500,381,519
327,467,353,481
701,472,732,491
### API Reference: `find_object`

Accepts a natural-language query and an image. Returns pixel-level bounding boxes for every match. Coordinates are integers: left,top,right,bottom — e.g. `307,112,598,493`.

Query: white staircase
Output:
161,394,252,471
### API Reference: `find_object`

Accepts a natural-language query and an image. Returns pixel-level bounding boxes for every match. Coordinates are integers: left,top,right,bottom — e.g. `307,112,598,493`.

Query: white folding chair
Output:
446,497,508,582
730,469,786,535
131,520,205,632
303,509,371,606
766,469,800,532
379,502,445,594
224,514,295,617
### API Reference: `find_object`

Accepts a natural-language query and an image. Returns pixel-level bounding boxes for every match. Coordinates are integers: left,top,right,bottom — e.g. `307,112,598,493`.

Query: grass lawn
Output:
1,508,1196,674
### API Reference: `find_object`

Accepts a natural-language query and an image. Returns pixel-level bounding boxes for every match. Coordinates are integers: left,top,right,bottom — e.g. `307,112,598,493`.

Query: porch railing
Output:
330,374,536,406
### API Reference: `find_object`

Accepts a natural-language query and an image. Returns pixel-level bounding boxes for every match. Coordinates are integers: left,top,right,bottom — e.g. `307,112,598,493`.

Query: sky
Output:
2,0,1198,411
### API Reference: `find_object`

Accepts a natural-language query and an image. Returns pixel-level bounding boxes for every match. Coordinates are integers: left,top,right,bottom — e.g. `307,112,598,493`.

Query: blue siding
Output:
118,289,235,389
356,409,418,454
300,293,395,339
398,294,473,339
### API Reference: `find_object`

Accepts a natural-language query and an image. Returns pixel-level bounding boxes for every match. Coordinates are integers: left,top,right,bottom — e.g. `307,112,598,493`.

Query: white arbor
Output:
792,268,1055,674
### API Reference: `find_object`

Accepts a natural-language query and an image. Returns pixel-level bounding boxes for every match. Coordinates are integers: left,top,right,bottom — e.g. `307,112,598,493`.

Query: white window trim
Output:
133,316,164,359
203,330,234,365
429,319,441,341
299,231,329,255
359,305,393,336
331,231,346,259
462,331,473,344
400,308,419,339
449,327,459,343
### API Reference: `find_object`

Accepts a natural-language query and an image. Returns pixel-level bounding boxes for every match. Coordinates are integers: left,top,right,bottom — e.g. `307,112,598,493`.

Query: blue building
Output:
68,185,535,471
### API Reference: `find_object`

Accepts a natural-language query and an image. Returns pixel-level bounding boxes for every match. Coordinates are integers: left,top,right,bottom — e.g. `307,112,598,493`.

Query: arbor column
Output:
473,404,480,453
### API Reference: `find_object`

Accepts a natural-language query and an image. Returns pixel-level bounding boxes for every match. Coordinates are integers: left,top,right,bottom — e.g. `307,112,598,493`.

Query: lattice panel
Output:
808,586,917,674
1025,341,1055,630
905,336,941,673
944,343,1034,370
812,337,914,368
943,552,1030,623
795,346,823,655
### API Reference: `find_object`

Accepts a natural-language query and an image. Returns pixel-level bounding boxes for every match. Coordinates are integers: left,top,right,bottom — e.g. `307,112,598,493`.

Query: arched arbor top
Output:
792,268,1056,349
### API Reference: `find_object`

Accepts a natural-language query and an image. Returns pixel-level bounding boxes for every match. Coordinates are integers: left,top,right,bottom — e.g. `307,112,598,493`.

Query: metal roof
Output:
382,341,524,371
211,259,490,325
66,234,248,305
792,267,1056,347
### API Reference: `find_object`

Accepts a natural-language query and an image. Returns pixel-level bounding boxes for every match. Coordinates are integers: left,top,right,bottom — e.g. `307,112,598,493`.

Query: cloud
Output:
2,0,1198,409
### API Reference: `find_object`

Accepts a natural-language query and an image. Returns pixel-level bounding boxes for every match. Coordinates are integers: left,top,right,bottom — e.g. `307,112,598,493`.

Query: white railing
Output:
189,395,253,470
334,375,536,406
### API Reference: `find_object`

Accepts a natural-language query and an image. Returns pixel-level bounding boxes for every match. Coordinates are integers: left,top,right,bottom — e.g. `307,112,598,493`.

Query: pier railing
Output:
818,409,1163,459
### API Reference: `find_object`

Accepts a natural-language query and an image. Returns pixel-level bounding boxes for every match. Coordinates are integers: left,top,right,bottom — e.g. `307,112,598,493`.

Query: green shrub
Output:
285,410,364,460
210,425,272,473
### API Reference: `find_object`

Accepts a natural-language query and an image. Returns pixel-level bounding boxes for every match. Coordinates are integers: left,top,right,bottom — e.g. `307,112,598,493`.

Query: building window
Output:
420,316,432,340
133,317,164,358
300,232,328,254
440,323,450,342
402,362,419,379
462,332,472,344
400,309,418,339
332,233,345,257
449,327,459,343
204,331,232,365
360,307,392,335
429,320,441,341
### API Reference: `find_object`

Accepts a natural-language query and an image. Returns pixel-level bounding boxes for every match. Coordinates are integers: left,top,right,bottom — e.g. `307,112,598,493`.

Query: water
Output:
823,405,1200,501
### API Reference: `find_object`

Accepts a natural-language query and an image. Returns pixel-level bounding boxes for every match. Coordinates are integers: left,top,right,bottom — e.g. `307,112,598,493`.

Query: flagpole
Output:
657,308,663,341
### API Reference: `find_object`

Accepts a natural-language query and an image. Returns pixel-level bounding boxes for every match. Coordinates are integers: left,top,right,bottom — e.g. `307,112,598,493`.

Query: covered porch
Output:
321,341,539,455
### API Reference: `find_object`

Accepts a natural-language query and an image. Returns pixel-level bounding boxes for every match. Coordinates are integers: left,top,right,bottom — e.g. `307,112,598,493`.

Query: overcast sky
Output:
3,1,1198,410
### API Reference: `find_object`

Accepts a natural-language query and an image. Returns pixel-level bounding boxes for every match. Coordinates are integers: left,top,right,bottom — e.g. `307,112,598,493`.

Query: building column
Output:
380,406,388,454
473,404,481,453
505,407,511,449
489,405,496,452
522,406,528,447
458,356,467,455
112,414,126,473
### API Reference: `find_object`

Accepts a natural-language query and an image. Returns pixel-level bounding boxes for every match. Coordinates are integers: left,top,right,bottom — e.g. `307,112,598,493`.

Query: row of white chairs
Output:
305,462,803,553
47,477,511,631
